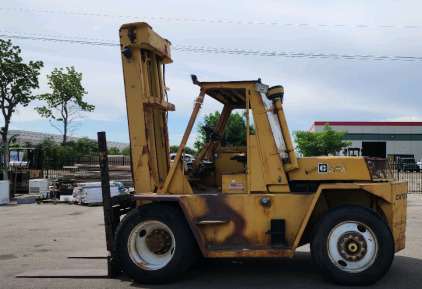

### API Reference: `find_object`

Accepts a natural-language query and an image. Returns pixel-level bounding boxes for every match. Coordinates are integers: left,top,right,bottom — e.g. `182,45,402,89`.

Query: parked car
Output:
170,153,213,175
397,158,420,172
170,153,195,170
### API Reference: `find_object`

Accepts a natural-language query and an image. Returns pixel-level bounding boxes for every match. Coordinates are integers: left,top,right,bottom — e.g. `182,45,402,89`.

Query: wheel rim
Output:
327,221,378,273
127,220,175,271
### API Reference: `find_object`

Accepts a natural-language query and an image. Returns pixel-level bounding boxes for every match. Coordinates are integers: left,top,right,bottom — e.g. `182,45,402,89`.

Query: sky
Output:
1,0,421,148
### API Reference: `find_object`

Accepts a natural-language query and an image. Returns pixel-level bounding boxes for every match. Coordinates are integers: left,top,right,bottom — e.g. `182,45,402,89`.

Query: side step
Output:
266,219,286,247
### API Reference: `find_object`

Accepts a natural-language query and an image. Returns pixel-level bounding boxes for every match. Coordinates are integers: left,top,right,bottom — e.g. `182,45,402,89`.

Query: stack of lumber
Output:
73,181,127,204
55,164,133,194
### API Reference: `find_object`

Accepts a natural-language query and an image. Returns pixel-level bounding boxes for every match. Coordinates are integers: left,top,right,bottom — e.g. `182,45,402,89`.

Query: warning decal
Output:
229,183,244,190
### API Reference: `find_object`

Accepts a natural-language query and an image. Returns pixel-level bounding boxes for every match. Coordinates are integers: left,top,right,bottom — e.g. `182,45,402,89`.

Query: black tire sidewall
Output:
115,203,196,284
311,204,394,286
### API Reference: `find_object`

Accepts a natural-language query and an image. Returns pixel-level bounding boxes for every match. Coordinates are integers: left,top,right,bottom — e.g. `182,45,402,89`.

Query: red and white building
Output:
310,122,422,160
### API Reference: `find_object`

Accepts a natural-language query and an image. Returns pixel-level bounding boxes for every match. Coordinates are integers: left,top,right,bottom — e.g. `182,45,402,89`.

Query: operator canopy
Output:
197,80,284,106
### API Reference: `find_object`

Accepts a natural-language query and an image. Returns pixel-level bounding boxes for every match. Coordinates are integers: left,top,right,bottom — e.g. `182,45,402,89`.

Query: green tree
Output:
0,39,43,155
194,111,220,153
36,66,94,143
170,145,196,156
185,146,196,156
121,146,130,156
38,137,57,159
108,147,121,155
38,137,99,159
22,141,34,147
170,145,178,153
293,123,352,156
8,135,19,148
70,137,98,156
194,110,255,153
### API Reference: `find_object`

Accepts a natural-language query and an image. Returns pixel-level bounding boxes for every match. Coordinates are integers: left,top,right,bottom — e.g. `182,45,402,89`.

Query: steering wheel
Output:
202,125,221,141
202,126,232,146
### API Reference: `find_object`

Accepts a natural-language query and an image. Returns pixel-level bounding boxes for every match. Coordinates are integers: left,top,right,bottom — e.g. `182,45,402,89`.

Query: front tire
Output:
114,203,198,284
311,204,394,286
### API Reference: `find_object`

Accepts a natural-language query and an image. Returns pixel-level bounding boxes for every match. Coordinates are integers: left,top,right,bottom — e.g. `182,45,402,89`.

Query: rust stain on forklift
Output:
116,22,408,285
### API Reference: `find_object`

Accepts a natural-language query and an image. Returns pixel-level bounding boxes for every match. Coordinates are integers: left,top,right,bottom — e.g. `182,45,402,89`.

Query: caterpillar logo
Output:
318,163,328,174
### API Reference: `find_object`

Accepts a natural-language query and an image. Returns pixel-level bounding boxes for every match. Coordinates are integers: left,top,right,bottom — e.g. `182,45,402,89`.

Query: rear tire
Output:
114,203,198,284
311,204,394,286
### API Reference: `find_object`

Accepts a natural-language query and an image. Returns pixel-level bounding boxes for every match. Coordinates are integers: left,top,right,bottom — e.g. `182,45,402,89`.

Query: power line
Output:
1,32,421,62
0,33,116,46
174,45,422,61
0,31,117,46
0,7,421,29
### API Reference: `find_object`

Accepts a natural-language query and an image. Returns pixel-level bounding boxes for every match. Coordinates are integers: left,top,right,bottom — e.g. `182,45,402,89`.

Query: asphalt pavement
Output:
1,194,421,289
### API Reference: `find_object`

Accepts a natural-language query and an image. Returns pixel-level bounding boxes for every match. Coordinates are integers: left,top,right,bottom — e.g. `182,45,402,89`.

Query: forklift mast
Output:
119,22,174,194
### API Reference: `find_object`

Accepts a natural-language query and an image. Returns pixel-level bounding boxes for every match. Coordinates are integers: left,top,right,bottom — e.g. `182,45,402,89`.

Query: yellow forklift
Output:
113,22,407,286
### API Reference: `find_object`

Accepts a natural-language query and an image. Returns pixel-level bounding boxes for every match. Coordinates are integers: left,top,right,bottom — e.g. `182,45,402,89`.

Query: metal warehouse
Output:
310,121,422,161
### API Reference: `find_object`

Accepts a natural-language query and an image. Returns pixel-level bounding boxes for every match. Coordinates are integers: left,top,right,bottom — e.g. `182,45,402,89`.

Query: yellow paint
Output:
377,182,408,252
289,157,372,181
248,135,267,192
222,173,247,193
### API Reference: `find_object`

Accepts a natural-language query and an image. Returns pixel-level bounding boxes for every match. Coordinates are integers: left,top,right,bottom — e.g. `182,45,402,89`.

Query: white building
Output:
6,130,129,151
310,122,422,160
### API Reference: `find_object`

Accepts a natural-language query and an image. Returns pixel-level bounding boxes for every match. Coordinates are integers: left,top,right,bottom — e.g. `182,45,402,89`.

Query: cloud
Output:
3,0,422,146
382,116,422,122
